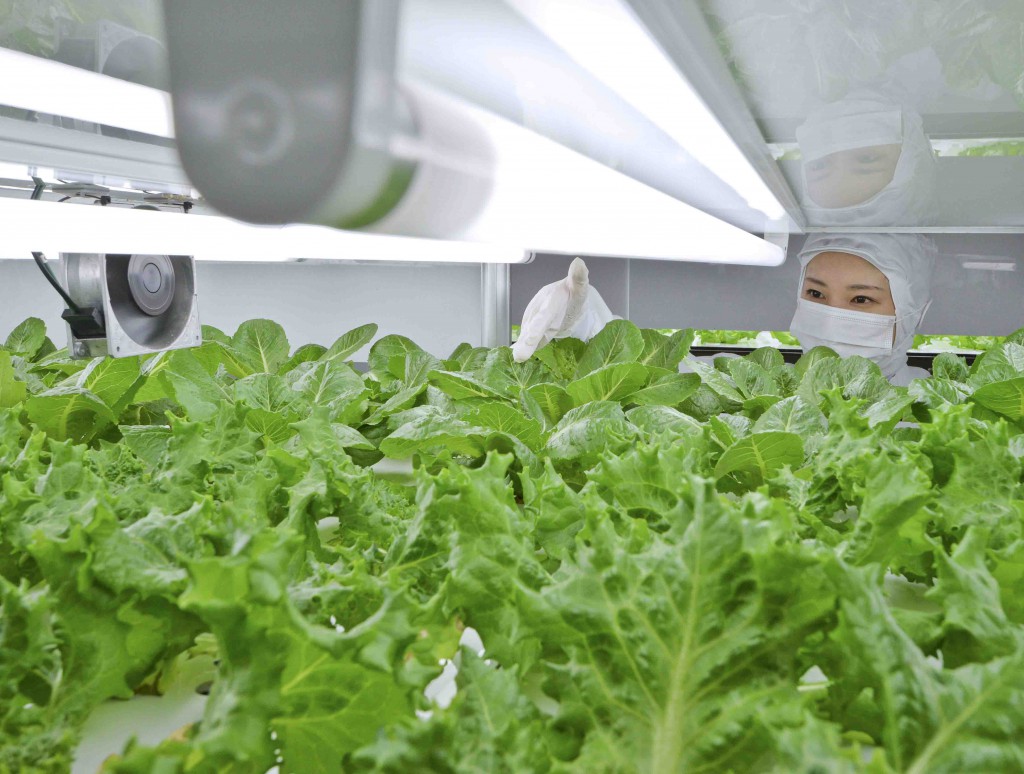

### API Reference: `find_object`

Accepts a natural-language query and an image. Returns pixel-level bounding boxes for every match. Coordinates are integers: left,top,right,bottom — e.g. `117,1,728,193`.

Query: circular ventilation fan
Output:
127,254,176,316
105,254,196,352
61,252,200,359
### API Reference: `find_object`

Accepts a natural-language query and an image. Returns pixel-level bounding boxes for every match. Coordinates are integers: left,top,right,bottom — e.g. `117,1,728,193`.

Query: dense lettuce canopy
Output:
2,316,1024,773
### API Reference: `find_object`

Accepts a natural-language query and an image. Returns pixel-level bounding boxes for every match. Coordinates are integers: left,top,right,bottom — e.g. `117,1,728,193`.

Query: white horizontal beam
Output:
806,226,1024,234
0,197,530,264
0,48,173,138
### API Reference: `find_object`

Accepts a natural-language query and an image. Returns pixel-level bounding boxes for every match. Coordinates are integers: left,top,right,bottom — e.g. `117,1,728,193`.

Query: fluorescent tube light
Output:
0,198,529,264
0,48,173,138
384,82,785,265
961,260,1016,271
503,0,786,221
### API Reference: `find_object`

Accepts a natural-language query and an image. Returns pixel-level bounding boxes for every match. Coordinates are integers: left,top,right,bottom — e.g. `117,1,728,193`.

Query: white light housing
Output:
0,198,530,264
0,48,173,138
504,0,786,221
385,83,786,266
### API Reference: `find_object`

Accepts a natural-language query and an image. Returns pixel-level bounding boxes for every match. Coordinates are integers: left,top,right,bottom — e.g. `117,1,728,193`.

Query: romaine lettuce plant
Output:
2,316,1024,773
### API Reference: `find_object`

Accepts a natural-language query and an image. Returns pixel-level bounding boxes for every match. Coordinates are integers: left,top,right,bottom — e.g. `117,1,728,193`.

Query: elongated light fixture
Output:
0,48,173,138
0,197,530,264
504,0,786,222
388,82,786,266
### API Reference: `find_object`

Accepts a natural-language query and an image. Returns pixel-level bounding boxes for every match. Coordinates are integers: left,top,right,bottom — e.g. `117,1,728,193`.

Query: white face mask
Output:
790,297,898,369
792,237,936,383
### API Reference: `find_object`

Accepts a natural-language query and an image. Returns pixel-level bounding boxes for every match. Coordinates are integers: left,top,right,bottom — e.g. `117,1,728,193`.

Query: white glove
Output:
512,257,617,363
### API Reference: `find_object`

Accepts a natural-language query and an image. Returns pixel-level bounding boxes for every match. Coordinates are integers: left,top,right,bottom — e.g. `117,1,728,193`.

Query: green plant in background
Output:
0,0,162,57
691,328,801,347
567,327,1001,353
3,316,1024,772
701,0,1024,116
0,0,78,56
954,141,1024,157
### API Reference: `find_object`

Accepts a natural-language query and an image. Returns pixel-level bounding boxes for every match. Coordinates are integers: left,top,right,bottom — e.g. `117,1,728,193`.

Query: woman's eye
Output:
852,296,873,304
805,288,824,299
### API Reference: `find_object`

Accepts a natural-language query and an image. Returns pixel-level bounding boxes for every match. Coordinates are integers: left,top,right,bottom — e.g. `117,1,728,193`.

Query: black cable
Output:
31,251,82,313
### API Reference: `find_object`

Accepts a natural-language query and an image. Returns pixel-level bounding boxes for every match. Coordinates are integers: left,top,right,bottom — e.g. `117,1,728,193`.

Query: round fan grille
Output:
127,254,176,316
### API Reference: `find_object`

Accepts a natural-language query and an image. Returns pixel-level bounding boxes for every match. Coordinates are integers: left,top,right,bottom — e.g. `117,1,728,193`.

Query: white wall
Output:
0,259,488,359
513,236,1024,337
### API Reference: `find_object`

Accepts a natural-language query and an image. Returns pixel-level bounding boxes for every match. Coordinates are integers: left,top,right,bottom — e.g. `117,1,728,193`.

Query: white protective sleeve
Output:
559,285,618,342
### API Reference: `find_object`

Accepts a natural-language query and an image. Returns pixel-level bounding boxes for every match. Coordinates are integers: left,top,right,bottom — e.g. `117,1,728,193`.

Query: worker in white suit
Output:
789,233,937,386
512,233,937,387
796,95,937,227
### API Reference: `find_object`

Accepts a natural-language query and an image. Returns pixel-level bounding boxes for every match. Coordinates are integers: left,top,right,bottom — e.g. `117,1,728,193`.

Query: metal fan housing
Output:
61,253,201,359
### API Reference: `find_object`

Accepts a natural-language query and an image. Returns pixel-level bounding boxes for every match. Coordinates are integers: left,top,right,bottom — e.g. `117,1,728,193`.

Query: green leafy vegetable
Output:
0,316,1022,773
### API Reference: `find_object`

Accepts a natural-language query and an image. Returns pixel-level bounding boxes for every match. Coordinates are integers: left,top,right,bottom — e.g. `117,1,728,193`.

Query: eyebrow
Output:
804,276,883,292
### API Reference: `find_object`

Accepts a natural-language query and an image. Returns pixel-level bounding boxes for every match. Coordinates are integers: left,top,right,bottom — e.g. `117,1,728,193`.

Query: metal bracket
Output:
0,115,190,193
143,193,196,213
763,231,790,262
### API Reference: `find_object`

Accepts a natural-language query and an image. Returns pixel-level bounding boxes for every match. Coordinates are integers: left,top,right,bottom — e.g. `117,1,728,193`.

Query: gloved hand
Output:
512,257,617,362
